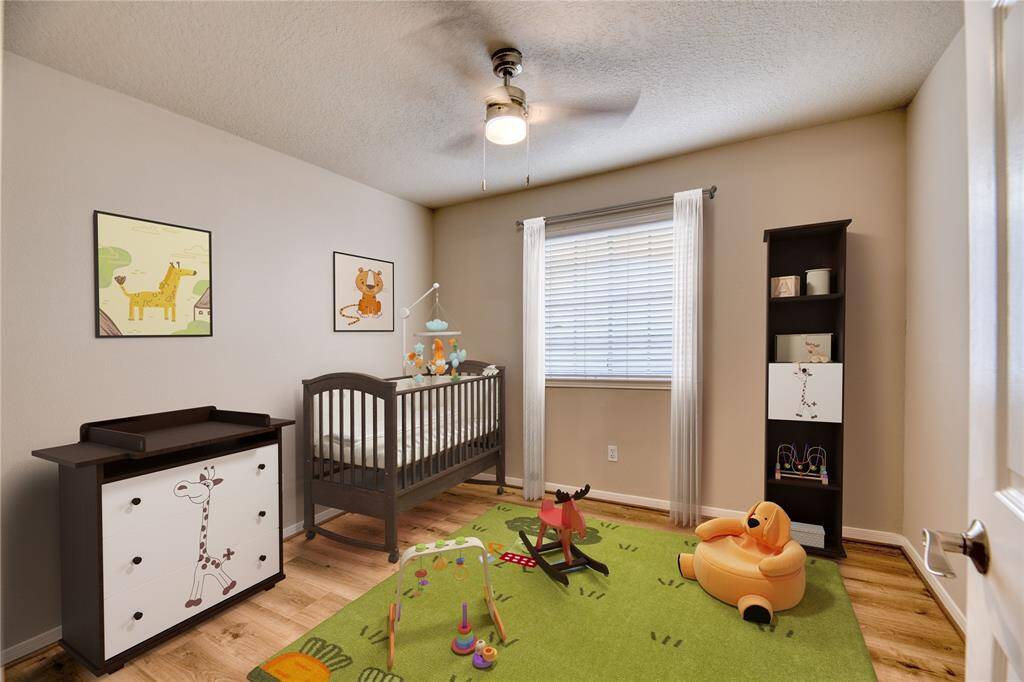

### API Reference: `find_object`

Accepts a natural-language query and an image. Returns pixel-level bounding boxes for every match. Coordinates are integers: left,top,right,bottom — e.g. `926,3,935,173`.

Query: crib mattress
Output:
313,418,495,468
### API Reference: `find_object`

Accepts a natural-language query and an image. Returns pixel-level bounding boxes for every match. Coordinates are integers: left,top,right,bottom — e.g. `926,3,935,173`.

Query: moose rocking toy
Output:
519,484,610,586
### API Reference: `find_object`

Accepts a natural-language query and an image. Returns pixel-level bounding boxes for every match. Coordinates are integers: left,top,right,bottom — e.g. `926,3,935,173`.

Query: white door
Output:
964,1,1024,678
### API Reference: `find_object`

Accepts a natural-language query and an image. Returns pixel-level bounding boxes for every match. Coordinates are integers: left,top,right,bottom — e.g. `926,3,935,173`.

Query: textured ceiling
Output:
5,1,961,208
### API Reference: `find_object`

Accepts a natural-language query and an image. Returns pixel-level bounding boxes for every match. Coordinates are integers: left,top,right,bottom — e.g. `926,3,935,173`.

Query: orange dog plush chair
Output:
678,501,806,623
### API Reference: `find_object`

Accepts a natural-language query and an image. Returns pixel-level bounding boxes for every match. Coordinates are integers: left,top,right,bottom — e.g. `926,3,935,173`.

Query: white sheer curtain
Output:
522,217,546,500
669,190,703,526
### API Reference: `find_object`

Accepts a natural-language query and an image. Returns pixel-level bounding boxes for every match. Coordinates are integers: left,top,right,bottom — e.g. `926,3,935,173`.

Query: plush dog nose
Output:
747,517,760,528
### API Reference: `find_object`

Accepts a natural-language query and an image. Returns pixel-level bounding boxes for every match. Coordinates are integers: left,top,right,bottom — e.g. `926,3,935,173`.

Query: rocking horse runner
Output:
519,484,609,586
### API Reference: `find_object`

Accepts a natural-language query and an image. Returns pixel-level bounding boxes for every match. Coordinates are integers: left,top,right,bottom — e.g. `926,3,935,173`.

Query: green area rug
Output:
250,503,875,681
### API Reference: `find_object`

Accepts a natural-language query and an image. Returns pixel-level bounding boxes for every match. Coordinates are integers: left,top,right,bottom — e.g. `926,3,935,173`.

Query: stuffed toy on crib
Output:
677,501,806,623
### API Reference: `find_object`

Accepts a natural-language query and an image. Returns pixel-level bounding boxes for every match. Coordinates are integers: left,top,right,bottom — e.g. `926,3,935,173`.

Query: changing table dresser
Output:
33,406,294,675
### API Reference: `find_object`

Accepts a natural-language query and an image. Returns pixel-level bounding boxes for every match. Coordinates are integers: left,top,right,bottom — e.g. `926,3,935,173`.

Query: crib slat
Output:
460,382,468,462
373,394,379,490
418,391,425,484
427,387,434,478
318,392,325,482
470,379,476,457
432,386,438,478
448,383,454,472
336,390,342,484
360,391,367,488
401,393,408,490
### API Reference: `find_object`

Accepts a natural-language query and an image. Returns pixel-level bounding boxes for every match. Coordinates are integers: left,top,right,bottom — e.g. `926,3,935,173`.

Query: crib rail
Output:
302,369,503,494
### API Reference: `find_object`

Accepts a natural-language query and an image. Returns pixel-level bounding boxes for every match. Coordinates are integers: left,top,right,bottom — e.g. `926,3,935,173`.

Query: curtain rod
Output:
515,185,716,230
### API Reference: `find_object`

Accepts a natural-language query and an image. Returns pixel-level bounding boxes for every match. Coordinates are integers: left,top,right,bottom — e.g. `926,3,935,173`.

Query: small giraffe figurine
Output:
173,466,236,608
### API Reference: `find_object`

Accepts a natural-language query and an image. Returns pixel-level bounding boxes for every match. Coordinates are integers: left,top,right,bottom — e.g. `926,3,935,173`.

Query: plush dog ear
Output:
763,504,792,548
744,501,759,529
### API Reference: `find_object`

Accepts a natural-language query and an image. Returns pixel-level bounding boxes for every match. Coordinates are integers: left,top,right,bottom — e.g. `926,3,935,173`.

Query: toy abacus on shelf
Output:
774,443,829,485
400,283,469,383
387,536,507,672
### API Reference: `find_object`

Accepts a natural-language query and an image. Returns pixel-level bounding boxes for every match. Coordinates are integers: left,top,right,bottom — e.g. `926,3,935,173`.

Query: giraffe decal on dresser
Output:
174,466,237,608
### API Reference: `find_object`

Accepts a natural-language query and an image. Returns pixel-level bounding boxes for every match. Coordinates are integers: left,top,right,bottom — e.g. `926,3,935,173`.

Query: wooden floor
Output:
6,484,965,681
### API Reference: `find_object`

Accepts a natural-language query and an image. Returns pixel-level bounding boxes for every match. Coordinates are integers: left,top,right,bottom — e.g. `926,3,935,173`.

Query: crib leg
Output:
496,459,507,496
385,511,399,563
303,470,314,540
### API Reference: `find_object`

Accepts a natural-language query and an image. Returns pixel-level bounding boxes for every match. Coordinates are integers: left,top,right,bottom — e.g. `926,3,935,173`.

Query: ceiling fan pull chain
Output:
481,119,488,192
525,113,531,188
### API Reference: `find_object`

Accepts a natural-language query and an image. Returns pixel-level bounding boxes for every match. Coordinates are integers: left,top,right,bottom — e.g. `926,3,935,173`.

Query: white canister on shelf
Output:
805,268,832,295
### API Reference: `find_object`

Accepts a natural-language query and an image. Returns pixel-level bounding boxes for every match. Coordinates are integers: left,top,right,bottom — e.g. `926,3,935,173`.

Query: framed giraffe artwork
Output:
94,211,213,337
333,251,395,332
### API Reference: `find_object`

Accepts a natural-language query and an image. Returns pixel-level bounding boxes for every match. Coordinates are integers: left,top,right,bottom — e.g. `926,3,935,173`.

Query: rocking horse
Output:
519,484,610,586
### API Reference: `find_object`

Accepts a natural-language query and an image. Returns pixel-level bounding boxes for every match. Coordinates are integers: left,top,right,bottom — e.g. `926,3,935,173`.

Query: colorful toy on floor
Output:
677,500,806,624
451,602,478,655
519,484,610,586
472,640,498,670
387,536,507,671
498,551,537,568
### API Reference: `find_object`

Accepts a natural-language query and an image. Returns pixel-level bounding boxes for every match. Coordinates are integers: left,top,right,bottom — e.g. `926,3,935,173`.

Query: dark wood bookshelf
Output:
763,219,849,559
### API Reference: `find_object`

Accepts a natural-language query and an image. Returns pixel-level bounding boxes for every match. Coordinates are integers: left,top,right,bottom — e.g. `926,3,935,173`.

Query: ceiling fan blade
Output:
404,4,513,87
436,131,480,157
530,91,641,127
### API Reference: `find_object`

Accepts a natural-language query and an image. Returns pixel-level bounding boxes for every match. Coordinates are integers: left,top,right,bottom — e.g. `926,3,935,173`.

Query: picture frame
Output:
333,251,395,332
94,211,212,338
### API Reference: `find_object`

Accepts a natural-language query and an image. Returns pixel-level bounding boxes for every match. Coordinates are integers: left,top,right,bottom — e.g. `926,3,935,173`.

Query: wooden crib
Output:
302,360,505,561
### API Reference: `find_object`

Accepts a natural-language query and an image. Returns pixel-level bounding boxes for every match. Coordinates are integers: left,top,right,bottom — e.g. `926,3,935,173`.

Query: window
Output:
545,218,673,381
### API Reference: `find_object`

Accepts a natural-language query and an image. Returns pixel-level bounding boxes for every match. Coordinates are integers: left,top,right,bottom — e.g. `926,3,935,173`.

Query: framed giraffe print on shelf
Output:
94,211,213,337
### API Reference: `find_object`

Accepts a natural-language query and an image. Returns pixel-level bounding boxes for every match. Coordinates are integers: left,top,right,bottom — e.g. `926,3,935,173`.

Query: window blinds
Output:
544,218,674,380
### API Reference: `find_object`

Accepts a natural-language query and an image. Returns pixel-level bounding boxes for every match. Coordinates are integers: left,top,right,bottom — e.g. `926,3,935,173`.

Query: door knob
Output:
922,519,989,577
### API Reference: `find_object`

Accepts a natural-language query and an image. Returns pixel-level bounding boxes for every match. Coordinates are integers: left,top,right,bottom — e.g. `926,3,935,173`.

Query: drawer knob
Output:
258,554,267,562
258,510,267,518
133,611,143,621
132,556,143,565
257,463,267,471
130,497,142,506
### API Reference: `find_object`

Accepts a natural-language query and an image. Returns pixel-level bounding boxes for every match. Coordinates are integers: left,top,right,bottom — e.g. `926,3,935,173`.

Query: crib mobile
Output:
774,443,829,485
400,283,469,383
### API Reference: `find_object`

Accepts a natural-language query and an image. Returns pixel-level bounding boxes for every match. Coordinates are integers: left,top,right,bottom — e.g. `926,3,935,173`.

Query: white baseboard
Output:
896,534,967,634
283,508,345,539
2,625,62,666
841,525,904,545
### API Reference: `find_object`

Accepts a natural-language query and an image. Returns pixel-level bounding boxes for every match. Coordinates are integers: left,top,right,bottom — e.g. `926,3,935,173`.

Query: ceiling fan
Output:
435,45,641,165
484,47,530,146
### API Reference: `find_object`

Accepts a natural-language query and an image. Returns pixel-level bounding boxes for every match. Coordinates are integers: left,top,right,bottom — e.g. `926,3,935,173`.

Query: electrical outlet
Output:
607,445,619,462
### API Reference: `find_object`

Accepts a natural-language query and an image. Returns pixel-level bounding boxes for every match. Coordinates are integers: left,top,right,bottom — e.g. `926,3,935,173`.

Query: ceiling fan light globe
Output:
485,101,527,145
485,115,527,145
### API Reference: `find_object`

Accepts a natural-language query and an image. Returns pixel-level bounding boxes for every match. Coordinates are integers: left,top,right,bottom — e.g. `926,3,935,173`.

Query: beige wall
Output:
0,55,433,652
904,30,968,611
434,110,907,529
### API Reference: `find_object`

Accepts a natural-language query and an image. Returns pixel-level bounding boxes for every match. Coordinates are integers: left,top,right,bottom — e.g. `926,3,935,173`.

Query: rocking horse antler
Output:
553,484,591,504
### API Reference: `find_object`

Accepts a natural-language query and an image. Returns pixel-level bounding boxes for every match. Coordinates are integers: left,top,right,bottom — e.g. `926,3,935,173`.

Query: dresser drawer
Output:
103,527,280,660
102,444,278,539
102,484,279,598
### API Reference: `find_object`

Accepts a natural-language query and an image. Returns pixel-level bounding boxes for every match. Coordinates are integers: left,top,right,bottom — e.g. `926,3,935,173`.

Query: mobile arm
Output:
399,282,440,374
